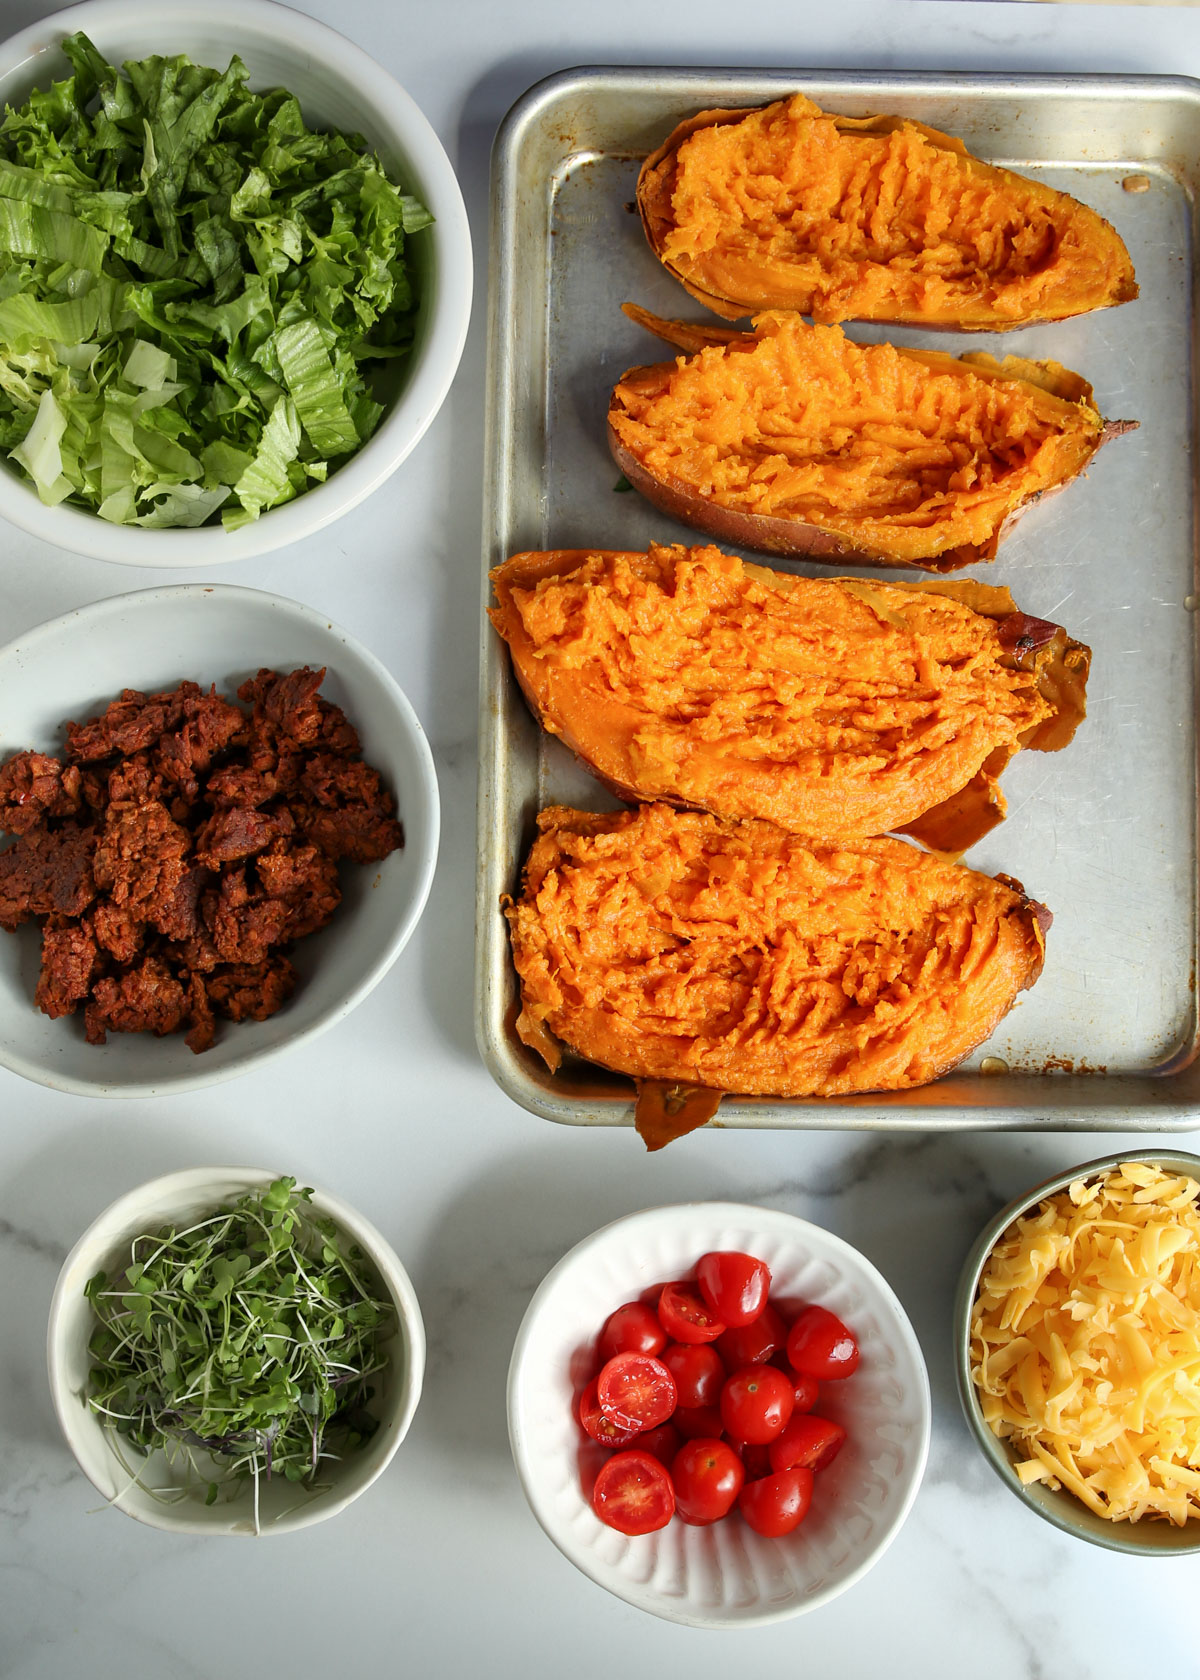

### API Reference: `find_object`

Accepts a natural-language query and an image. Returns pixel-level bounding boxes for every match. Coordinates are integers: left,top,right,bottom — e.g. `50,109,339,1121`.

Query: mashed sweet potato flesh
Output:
641,95,1138,327
507,803,1047,1099
490,544,1084,843
609,311,1105,564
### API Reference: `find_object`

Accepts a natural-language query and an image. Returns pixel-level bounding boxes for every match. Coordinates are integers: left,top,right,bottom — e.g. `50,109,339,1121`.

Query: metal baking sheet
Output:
475,67,1200,1131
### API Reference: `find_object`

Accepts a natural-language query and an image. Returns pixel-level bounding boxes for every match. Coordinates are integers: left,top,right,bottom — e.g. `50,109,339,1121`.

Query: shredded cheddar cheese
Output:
971,1163,1200,1524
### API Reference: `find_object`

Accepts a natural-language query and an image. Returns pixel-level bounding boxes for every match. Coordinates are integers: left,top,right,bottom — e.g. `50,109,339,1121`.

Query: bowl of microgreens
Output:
47,1167,425,1534
0,0,472,562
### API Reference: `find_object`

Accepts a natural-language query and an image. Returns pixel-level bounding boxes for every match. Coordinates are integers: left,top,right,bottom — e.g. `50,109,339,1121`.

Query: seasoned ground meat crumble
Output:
0,669,403,1052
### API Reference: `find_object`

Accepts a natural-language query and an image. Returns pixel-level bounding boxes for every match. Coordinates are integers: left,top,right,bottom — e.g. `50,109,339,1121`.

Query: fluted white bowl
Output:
507,1202,930,1627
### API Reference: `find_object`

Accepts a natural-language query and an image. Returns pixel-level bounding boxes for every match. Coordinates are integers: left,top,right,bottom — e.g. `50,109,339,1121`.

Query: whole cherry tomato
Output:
720,1364,795,1444
592,1450,675,1535
672,1439,745,1525
632,1421,682,1466
786,1306,860,1380
727,1438,772,1480
717,1302,785,1368
738,1467,814,1537
785,1371,820,1414
597,1300,668,1363
696,1251,771,1328
578,1380,641,1447
658,1280,725,1345
596,1351,677,1432
768,1414,847,1474
674,1403,725,1440
660,1341,725,1409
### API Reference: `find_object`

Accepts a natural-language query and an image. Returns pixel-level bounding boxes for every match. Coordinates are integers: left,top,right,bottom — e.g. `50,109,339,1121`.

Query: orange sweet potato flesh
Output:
489,543,1090,852
638,95,1138,328
609,306,1134,570
507,804,1049,1123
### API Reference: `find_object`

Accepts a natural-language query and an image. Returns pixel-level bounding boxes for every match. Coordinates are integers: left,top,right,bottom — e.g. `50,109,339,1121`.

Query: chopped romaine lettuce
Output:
0,32,430,528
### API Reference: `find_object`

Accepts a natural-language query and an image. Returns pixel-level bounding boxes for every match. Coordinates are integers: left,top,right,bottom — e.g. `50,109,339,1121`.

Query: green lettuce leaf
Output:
0,30,432,526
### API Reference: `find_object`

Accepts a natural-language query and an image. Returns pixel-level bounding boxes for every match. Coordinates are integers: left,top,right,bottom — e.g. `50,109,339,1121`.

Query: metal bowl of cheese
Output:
954,1149,1200,1555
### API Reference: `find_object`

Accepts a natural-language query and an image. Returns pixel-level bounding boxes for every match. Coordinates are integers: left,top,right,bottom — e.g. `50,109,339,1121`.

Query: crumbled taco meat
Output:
0,669,403,1052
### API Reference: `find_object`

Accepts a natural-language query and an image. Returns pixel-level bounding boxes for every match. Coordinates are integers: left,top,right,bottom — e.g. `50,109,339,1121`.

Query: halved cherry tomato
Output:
592,1450,675,1535
768,1414,847,1474
596,1351,677,1432
717,1302,785,1368
660,1342,725,1409
597,1300,668,1363
658,1280,725,1344
579,1379,641,1447
672,1439,745,1525
720,1364,795,1444
786,1306,860,1380
738,1467,814,1537
696,1251,771,1328
674,1403,725,1440
633,1421,682,1466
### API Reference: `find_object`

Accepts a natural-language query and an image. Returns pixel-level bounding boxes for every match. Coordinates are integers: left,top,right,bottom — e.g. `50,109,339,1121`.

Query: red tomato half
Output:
597,1301,668,1363
578,1380,641,1447
658,1280,725,1344
720,1364,795,1444
660,1342,725,1409
672,1439,745,1525
717,1302,785,1368
787,1307,860,1381
769,1414,847,1474
738,1468,814,1537
696,1251,771,1328
596,1352,677,1432
592,1450,675,1535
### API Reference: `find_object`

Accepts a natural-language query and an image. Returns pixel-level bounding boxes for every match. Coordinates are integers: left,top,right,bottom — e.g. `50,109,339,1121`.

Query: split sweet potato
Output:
638,95,1138,329
506,804,1049,1140
609,306,1134,570
488,543,1089,852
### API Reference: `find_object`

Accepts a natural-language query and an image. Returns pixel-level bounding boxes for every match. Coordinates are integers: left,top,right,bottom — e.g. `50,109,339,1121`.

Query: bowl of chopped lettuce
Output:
0,0,472,561
48,1167,426,1534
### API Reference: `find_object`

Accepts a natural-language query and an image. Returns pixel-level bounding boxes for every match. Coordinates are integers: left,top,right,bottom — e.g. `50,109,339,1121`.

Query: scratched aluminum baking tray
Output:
475,66,1200,1132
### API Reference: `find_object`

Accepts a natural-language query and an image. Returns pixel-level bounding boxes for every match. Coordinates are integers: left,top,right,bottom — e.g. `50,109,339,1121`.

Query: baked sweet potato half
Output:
506,804,1049,1143
609,306,1134,570
488,543,1089,852
638,95,1138,329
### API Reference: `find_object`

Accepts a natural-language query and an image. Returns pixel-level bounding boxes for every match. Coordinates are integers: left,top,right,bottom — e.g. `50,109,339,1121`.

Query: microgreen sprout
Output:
84,1177,392,1523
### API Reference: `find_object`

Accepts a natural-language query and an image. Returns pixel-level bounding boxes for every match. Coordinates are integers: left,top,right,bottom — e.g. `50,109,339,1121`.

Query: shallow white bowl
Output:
47,1166,426,1535
0,0,472,563
0,582,439,1096
507,1202,930,1628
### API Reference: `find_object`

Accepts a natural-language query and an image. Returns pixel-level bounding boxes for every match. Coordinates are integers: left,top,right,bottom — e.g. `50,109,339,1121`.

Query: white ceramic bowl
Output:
955,1148,1200,1557
507,1202,930,1627
0,582,439,1095
47,1166,426,1535
0,0,472,564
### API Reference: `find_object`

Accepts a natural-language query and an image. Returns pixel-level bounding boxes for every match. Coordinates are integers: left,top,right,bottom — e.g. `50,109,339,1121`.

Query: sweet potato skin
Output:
609,307,1133,570
488,544,1090,850
638,96,1138,329
507,804,1048,1100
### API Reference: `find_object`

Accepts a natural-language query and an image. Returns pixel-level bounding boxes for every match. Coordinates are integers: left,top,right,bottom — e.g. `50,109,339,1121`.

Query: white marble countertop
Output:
2,1,1199,1675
